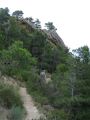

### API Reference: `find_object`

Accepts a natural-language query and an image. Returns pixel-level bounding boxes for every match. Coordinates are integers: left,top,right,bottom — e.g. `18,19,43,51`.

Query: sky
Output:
0,0,90,50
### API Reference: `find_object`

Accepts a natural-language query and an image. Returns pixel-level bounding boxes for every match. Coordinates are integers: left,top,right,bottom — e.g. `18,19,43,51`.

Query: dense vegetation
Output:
0,7,90,120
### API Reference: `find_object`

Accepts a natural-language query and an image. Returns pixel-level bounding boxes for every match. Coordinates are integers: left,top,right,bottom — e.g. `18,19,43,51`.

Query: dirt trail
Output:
19,87,41,120
0,75,43,120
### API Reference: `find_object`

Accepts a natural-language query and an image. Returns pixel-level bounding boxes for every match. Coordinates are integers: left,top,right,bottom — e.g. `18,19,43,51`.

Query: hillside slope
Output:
0,75,43,120
1,8,89,120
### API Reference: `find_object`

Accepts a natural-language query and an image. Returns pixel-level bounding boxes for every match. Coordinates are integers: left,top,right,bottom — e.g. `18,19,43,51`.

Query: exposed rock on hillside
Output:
43,29,65,47
20,18,66,48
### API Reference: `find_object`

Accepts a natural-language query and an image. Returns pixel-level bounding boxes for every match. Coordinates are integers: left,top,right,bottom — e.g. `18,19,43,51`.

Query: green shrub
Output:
26,71,49,105
45,109,69,120
0,41,36,76
8,106,25,120
0,83,22,108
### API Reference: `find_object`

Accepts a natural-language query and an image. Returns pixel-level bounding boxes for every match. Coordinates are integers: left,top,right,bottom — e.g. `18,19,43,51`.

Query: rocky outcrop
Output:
20,18,36,29
20,18,66,48
42,29,65,48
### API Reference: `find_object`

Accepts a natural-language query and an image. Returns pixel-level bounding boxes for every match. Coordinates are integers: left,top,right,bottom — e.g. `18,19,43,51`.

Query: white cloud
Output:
0,0,90,50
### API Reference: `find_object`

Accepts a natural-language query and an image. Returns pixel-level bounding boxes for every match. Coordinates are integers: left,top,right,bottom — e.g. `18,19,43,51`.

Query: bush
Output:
8,106,25,120
0,41,36,76
45,109,69,120
26,71,49,105
0,83,23,108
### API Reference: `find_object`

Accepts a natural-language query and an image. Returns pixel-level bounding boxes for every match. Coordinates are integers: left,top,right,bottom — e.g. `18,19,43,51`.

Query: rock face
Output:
20,18,66,48
20,18,36,29
42,29,65,48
